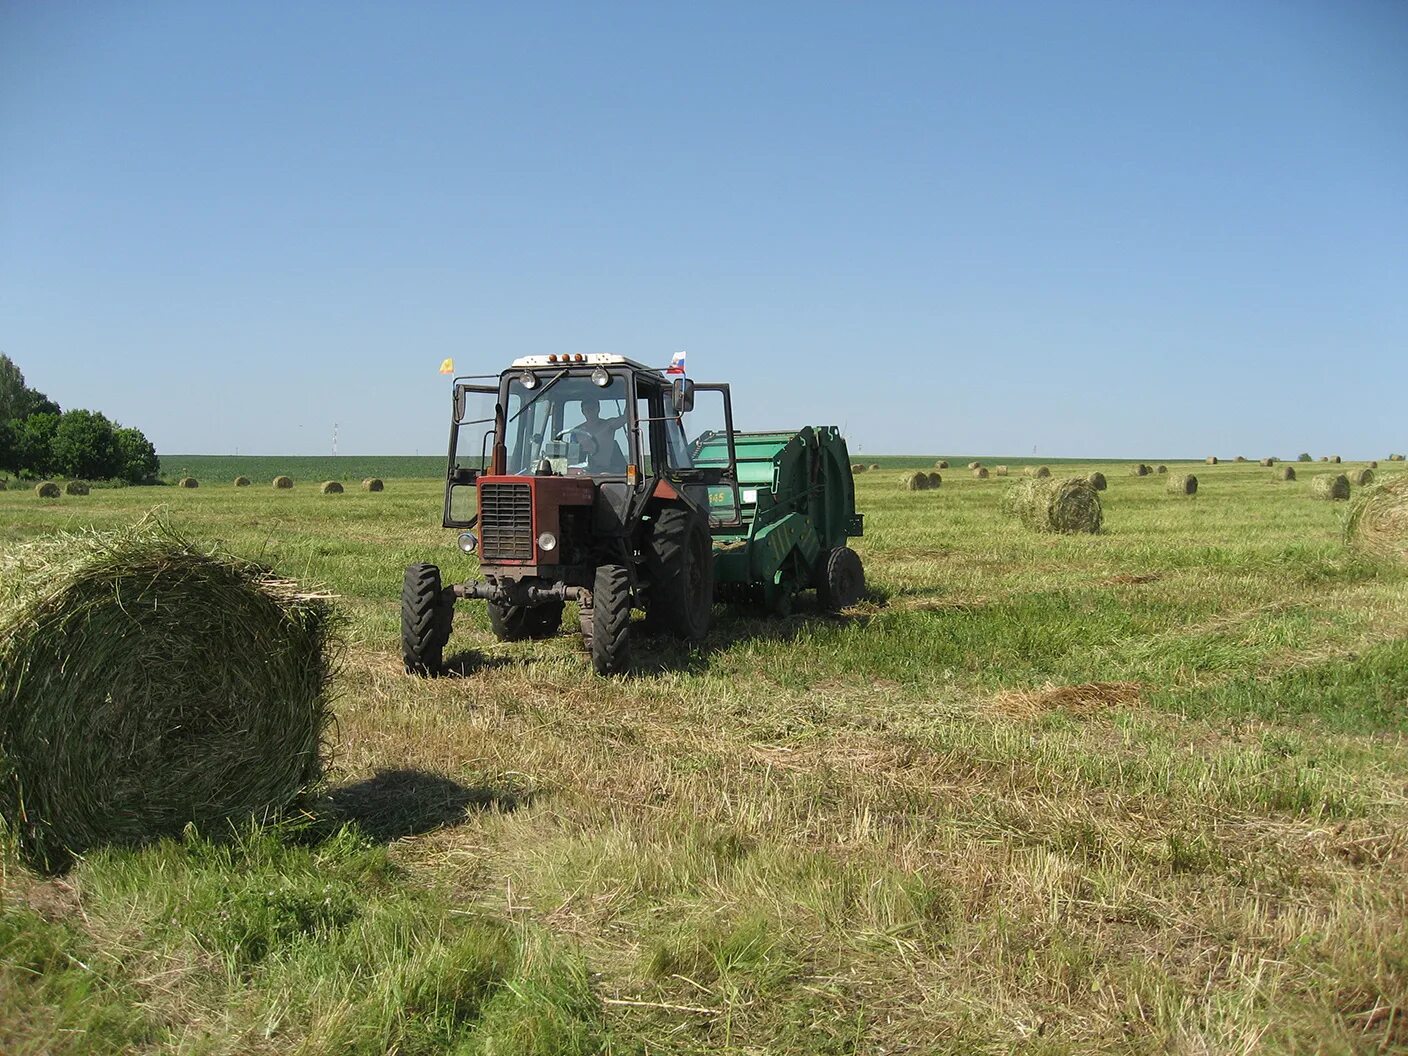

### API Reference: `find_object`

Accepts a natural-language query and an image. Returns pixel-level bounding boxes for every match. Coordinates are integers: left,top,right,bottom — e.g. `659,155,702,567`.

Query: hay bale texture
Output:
1312,474,1351,501
1167,474,1198,496
1330,455,1342,464
1205,456,1218,465
1156,465,1168,474
1277,466,1297,481
0,522,337,870
968,461,982,470
1024,465,1051,478
869,463,880,471
234,476,251,487
851,463,865,474
1132,464,1150,476
1259,458,1275,467
64,481,89,496
994,465,1009,476
900,472,929,491
925,472,942,488
273,476,294,489
935,460,949,469
1005,477,1102,534
320,481,344,494
1347,475,1408,566
1087,472,1107,491
178,477,198,489
1352,469,1375,487
971,466,989,479
362,478,385,492
35,482,60,498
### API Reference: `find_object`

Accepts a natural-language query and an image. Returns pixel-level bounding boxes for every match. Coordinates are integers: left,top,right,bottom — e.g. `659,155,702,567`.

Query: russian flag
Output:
665,350,687,376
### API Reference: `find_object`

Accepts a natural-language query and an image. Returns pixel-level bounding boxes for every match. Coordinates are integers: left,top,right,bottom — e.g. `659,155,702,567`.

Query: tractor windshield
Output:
504,373,631,476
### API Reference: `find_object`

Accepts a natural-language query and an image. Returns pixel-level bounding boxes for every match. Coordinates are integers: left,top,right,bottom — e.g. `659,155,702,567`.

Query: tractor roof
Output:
510,353,657,372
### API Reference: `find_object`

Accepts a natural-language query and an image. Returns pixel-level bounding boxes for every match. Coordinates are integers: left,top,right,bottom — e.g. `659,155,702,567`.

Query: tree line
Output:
0,354,160,483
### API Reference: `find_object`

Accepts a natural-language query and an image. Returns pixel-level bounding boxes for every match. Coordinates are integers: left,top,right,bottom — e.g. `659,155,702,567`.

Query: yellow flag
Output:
439,358,455,375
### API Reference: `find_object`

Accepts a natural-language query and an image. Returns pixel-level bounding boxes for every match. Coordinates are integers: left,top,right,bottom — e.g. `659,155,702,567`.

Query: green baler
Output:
695,426,866,614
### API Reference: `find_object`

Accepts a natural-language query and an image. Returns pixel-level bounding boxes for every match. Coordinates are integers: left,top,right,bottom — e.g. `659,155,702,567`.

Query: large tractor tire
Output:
644,506,714,641
402,563,453,675
816,547,865,611
488,600,564,641
586,564,632,675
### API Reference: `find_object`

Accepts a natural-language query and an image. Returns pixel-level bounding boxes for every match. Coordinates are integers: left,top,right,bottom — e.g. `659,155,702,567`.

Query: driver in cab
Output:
571,399,628,473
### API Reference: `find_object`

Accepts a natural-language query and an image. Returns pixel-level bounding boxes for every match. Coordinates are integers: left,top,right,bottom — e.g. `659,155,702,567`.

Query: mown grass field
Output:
2,456,1406,1054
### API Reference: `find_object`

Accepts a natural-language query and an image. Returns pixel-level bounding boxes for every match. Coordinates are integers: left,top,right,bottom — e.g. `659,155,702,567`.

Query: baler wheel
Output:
589,564,632,675
488,600,565,641
402,563,453,675
817,547,865,611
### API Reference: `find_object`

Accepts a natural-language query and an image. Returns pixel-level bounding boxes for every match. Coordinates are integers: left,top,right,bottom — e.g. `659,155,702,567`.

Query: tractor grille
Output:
479,482,534,561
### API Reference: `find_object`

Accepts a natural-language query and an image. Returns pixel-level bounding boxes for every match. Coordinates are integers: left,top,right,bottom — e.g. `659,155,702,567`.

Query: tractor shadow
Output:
319,768,530,843
438,650,515,677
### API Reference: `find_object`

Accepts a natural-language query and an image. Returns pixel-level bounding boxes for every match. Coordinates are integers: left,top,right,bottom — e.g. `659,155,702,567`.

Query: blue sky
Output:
2,1,1404,458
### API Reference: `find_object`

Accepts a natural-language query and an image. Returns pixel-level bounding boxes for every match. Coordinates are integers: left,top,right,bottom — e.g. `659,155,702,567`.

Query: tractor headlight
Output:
458,531,478,553
519,370,538,390
537,531,557,552
591,367,610,387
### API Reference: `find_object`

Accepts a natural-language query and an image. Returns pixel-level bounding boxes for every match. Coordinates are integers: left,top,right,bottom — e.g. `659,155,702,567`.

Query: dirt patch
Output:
991,681,1143,718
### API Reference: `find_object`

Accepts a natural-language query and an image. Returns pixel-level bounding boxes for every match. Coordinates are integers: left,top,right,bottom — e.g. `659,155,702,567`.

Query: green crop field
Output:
3,458,1406,1054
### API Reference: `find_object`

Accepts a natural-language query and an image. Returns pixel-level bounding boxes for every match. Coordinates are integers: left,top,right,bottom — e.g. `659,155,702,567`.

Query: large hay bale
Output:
1004,477,1102,534
362,478,385,492
1347,475,1408,566
1259,458,1275,467
967,461,982,470
994,465,1009,476
925,472,942,489
971,466,989,479
64,481,90,496
1311,474,1350,501
234,476,251,487
1132,464,1150,476
0,522,336,870
1166,474,1198,496
899,471,929,491
1205,456,1218,465
1351,468,1374,487
177,477,199,489
320,480,345,494
1276,465,1297,481
1024,465,1051,478
35,482,61,498
935,460,949,469
1330,455,1342,464
1087,471,1107,491
273,476,294,489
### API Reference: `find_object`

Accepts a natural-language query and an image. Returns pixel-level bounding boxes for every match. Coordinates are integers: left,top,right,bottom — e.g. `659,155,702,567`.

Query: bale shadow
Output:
320,768,529,843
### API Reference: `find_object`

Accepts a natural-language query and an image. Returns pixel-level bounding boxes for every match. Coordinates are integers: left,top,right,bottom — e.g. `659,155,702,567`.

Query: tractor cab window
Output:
666,386,741,527
504,373,630,476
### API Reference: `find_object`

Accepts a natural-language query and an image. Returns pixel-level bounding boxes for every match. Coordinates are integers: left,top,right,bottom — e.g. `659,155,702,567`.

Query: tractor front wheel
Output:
816,547,865,611
587,564,632,675
488,600,564,641
402,563,453,675
645,506,714,641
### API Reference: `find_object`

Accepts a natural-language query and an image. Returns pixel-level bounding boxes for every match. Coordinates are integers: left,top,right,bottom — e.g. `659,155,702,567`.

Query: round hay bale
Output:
1311,474,1350,501
35,482,61,499
869,463,881,471
971,466,989,479
1132,464,1150,476
1205,456,1218,465
1167,474,1198,496
1234,456,1247,463
1276,465,1297,481
1319,456,1330,463
967,461,982,470
362,478,385,492
925,472,942,488
1368,461,1378,469
272,476,294,489
1259,458,1275,467
899,471,929,491
1024,465,1051,478
1391,454,1405,462
994,465,1009,476
1004,476,1102,534
0,522,336,870
1347,474,1408,566
319,481,344,495
850,463,865,474
177,477,199,489
234,476,251,487
1351,468,1374,487
1087,471,1107,491
64,481,90,496
1156,465,1168,474
935,460,949,469
1330,455,1342,464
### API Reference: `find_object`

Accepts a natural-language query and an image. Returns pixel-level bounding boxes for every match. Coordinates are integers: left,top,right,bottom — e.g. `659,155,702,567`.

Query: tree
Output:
0,418,15,475
51,409,120,480
19,388,60,418
114,426,160,484
15,412,59,477
0,353,25,422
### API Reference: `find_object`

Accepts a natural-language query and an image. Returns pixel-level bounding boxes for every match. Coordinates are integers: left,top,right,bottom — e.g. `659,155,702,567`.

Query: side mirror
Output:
671,378,695,414
454,385,466,423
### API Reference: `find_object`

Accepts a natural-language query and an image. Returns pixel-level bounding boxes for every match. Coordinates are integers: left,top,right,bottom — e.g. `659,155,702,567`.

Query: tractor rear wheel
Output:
402,563,453,675
588,564,632,675
488,600,564,641
645,506,714,641
816,547,865,611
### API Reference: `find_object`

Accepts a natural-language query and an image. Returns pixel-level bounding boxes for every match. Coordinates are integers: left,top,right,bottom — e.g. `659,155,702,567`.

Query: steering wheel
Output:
555,428,598,455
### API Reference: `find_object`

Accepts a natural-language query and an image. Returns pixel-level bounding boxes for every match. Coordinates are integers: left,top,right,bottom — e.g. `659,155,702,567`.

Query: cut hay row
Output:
1347,474,1408,566
1004,476,1102,534
1167,474,1198,496
0,520,337,871
1311,474,1350,501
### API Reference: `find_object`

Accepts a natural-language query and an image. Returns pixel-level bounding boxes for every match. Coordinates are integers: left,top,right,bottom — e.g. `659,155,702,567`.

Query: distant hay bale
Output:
1351,468,1374,487
273,476,294,489
234,476,251,487
1259,458,1275,467
1368,461,1378,469
0,521,336,870
967,461,982,470
925,472,942,488
1004,476,1102,534
899,471,928,491
1166,474,1198,496
64,481,90,496
1087,471,1107,491
935,460,949,469
1156,465,1168,474
177,477,199,489
1390,454,1406,462
319,481,345,494
1319,456,1330,463
1205,456,1218,465
994,465,1009,476
1330,455,1342,464
869,463,880,471
1234,456,1247,463
971,466,989,479
851,463,865,474
362,478,384,492
1276,465,1297,481
1347,474,1408,566
35,482,61,499
1132,464,1150,476
1311,474,1350,501
1024,465,1051,478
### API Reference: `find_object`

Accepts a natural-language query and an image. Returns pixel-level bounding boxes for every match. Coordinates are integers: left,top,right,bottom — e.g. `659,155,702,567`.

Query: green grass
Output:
2,455,1406,1053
